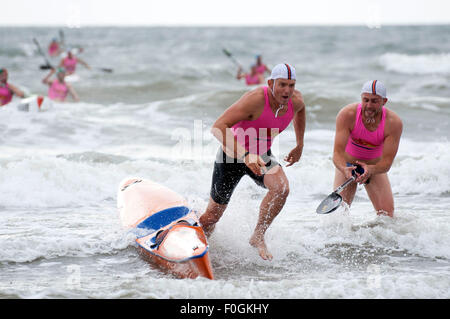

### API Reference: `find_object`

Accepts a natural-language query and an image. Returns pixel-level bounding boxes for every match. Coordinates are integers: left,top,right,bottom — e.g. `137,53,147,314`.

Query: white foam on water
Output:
2,26,450,298
379,52,450,75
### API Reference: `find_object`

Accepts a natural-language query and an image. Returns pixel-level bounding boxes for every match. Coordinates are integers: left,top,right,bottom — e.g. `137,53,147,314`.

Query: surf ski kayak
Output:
117,178,214,280
17,95,53,112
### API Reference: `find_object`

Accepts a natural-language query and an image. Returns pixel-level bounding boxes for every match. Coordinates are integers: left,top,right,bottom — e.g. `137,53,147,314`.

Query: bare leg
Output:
364,173,394,217
199,197,227,236
249,166,289,261
333,167,357,207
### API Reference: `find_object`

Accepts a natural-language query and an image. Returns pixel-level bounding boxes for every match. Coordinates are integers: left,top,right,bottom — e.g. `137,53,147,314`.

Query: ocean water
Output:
0,25,449,299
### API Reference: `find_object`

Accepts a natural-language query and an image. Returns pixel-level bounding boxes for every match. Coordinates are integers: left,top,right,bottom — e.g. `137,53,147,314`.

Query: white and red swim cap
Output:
361,80,387,98
268,63,296,81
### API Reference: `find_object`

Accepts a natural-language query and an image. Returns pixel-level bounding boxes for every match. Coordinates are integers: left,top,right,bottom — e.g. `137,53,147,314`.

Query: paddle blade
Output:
316,192,343,214
59,29,65,44
99,68,113,73
222,48,232,57
40,64,52,70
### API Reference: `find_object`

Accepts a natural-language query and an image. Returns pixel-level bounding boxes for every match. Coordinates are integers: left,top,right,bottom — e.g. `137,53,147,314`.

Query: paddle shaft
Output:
59,29,65,47
334,164,366,194
222,48,242,68
334,176,356,195
98,67,113,73
33,38,53,69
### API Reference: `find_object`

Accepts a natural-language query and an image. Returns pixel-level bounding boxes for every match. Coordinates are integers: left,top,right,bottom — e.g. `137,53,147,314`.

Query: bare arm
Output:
236,67,245,80
7,83,25,98
77,58,91,70
356,112,403,183
67,83,79,102
333,104,357,178
211,89,261,158
42,69,55,86
293,96,306,146
211,88,267,175
285,93,306,166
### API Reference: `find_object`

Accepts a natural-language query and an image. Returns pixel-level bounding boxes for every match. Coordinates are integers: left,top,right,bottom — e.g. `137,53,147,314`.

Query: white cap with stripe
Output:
361,80,387,98
268,63,296,80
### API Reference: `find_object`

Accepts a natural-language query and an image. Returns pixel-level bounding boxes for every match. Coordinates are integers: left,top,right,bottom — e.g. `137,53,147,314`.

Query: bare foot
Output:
376,209,393,218
249,234,273,261
202,224,216,237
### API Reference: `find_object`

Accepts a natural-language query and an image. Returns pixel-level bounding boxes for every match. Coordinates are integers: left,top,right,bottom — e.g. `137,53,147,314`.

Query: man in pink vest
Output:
48,38,62,57
332,80,403,217
200,63,306,260
255,54,271,76
58,50,90,75
42,68,79,102
0,68,24,106
236,64,264,86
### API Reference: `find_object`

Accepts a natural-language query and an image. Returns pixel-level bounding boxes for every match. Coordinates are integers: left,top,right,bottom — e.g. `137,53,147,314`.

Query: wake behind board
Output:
17,95,53,112
65,74,80,83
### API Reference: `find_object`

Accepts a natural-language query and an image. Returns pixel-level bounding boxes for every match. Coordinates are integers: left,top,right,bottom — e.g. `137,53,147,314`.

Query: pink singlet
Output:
231,86,294,155
48,80,68,101
255,64,266,75
48,43,59,56
62,57,77,73
345,103,386,161
245,74,261,85
0,83,13,106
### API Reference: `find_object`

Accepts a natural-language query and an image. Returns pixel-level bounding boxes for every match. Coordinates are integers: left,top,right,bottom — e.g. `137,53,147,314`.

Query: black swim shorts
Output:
210,147,280,205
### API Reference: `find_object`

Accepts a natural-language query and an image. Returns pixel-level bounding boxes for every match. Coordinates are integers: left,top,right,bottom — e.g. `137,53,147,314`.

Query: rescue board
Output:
117,178,214,280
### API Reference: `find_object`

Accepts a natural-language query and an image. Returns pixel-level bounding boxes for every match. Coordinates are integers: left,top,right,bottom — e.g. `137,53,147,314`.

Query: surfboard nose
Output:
118,178,214,279
158,224,214,280
159,225,206,258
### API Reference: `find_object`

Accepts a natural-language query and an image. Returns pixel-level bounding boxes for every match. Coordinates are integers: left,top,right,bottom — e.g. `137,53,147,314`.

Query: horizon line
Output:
0,22,449,28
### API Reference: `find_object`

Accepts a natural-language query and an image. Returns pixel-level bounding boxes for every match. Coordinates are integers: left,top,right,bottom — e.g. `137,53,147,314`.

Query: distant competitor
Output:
58,50,90,75
200,63,306,260
332,80,403,217
42,68,79,102
0,68,25,106
255,55,271,76
48,38,62,57
237,65,264,86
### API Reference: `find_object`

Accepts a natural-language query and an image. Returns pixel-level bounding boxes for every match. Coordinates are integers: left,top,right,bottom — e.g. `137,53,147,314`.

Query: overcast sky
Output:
1,0,449,27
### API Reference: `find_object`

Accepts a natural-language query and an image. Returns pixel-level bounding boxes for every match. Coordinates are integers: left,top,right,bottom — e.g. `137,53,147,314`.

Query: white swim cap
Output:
361,80,387,98
268,63,296,80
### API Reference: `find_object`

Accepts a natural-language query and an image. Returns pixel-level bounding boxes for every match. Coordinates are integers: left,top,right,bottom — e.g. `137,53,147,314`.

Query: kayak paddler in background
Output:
237,64,265,86
48,38,62,57
255,54,271,76
42,67,79,102
200,63,306,261
58,50,91,75
0,68,25,106
332,80,403,217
